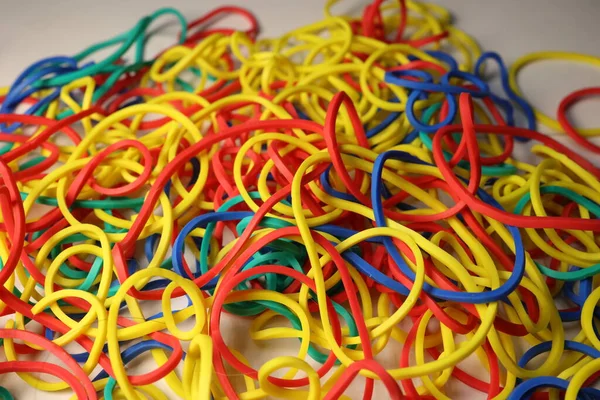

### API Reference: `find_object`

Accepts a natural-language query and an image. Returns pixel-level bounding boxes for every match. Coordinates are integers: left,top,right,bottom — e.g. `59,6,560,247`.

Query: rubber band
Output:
508,51,600,135
0,2,599,399
557,87,600,153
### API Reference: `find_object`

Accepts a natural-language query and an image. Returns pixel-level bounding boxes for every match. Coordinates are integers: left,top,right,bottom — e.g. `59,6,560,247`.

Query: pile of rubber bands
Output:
0,1,599,399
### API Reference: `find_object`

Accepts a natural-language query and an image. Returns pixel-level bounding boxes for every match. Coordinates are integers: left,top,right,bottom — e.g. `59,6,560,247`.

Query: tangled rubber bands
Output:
0,1,599,399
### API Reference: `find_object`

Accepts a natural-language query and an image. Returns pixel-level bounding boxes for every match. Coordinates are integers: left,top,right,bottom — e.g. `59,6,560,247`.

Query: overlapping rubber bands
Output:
0,1,599,399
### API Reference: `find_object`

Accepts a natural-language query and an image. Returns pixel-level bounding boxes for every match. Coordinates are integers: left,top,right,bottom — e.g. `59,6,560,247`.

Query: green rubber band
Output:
515,185,600,281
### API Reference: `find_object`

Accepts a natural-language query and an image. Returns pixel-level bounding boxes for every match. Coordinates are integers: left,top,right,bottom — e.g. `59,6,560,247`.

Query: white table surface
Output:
0,1,599,399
